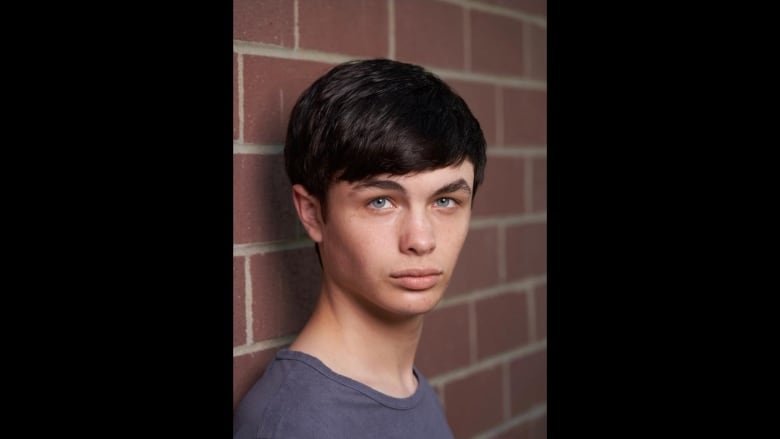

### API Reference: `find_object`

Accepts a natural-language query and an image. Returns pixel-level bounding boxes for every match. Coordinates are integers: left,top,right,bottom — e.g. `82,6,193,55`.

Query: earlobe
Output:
291,184,324,243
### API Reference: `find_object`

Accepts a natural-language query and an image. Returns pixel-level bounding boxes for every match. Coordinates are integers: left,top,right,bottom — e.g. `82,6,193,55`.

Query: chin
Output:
394,289,445,315
363,284,448,321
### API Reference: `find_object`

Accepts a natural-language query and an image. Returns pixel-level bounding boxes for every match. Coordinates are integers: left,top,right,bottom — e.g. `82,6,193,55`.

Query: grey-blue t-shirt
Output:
233,349,454,439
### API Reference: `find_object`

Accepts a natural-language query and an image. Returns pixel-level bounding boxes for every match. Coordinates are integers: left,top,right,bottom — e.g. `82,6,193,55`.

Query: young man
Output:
234,58,487,439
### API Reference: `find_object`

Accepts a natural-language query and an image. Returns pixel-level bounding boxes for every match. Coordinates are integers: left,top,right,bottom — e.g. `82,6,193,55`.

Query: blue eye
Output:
370,198,389,208
435,198,454,207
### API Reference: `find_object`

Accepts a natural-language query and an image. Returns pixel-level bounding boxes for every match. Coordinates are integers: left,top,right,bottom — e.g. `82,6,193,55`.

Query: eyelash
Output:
435,197,458,207
367,197,460,209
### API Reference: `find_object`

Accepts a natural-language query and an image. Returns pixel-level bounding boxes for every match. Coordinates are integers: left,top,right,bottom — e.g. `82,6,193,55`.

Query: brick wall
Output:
233,1,547,438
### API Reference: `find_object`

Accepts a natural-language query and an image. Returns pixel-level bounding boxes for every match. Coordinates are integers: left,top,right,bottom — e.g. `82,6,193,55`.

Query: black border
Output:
35,4,235,436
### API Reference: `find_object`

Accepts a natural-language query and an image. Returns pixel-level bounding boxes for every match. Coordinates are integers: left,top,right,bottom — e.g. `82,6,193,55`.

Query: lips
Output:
390,269,443,291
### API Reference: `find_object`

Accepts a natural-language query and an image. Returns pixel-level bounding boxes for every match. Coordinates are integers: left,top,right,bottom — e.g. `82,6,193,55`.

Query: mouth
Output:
389,269,444,291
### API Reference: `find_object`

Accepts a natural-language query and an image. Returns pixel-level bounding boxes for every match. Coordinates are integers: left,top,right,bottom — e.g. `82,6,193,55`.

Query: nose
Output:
400,209,436,256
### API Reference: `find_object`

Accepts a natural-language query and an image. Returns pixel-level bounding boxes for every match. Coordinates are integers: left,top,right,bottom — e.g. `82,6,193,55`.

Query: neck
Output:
290,285,424,398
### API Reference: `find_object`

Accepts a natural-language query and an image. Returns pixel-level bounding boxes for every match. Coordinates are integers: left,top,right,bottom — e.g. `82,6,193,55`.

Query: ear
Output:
291,184,324,243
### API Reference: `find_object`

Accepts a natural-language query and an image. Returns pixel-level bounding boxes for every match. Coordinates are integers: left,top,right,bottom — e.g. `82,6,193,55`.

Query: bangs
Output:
285,59,486,205
335,126,472,183
326,87,484,186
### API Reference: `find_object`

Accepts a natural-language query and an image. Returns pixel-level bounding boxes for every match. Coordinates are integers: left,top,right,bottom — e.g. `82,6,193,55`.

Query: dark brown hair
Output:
284,58,487,217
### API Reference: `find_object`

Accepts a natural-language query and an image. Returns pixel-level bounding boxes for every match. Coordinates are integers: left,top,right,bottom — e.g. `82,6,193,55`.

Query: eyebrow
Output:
432,178,472,198
353,179,406,193
353,178,472,198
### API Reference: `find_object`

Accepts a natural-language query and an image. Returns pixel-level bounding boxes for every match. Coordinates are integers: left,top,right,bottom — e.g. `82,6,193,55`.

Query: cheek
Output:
328,220,390,267
440,218,470,251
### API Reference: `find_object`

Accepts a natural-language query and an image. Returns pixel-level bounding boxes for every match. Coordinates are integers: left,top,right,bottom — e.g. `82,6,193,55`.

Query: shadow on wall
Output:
233,235,321,408
248,153,322,333
233,122,323,408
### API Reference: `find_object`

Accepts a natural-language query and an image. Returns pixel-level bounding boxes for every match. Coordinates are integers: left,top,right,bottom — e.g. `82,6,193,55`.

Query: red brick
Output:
473,157,526,216
233,347,280,410
395,0,465,70
234,256,246,347
471,11,524,76
449,80,497,145
495,422,531,439
416,304,471,377
299,0,387,58
504,88,546,146
233,154,300,243
476,0,547,17
531,157,546,212
506,222,546,280
528,24,547,80
534,285,546,341
476,292,529,359
493,418,546,439
251,247,321,341
448,227,500,296
233,0,294,47
531,414,547,439
444,366,505,438
509,350,546,415
234,52,239,140
243,56,333,145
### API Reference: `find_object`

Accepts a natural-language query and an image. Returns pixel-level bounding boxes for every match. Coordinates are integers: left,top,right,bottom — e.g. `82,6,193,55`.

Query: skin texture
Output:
296,161,473,320
290,161,475,397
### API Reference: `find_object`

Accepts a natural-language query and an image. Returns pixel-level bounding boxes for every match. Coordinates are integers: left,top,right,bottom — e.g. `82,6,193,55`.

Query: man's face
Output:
317,161,474,320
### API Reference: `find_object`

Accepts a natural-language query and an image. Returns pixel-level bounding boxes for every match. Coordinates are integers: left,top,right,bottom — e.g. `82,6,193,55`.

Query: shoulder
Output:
233,353,343,439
